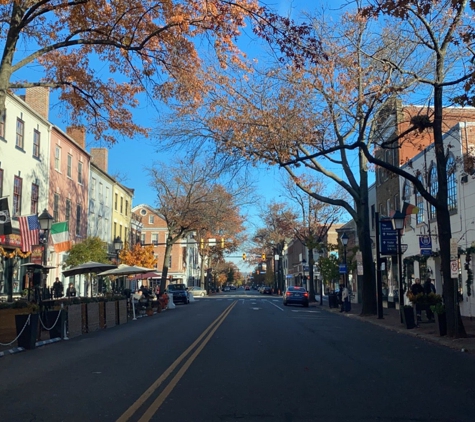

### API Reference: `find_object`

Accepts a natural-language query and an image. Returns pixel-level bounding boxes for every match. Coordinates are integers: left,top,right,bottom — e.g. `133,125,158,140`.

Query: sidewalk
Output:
312,299,475,356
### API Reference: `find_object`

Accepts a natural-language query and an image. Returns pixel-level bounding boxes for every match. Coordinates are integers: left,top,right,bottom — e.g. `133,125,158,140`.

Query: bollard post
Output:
62,303,69,340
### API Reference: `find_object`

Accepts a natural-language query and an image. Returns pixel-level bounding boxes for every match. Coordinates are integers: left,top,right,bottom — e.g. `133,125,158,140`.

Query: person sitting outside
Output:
66,283,77,297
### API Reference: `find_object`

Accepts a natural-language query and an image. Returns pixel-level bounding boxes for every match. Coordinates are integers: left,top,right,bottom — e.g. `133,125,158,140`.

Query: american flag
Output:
19,215,40,252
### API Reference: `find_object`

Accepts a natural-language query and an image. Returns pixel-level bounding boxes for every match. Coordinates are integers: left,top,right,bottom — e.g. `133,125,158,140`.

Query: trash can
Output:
329,292,338,308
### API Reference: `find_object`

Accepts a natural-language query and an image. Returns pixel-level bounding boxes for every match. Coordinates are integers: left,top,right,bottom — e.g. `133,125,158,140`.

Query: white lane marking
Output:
252,308,261,310
265,300,284,311
291,310,321,313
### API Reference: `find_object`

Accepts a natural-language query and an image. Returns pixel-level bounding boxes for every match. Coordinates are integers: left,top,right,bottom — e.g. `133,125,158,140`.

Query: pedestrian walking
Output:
52,277,64,299
424,277,436,321
340,285,349,313
411,278,424,322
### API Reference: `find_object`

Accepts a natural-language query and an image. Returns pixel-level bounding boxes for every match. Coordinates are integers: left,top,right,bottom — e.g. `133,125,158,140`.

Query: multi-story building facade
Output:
0,88,52,297
373,101,475,218
112,182,133,251
396,122,475,316
283,223,344,292
48,125,90,284
89,147,133,256
371,101,475,311
132,204,190,285
88,161,114,243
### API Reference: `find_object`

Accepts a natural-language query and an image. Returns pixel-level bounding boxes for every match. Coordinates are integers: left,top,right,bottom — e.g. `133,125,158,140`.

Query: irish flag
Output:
51,221,71,253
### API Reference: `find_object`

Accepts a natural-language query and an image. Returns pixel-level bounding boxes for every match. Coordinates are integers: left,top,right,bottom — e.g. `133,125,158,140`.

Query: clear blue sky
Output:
105,0,352,204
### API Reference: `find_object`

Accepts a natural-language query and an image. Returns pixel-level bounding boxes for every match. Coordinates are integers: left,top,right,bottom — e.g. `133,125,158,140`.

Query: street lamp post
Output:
392,210,405,324
113,236,123,293
341,232,349,288
114,236,123,261
302,259,307,288
38,209,54,300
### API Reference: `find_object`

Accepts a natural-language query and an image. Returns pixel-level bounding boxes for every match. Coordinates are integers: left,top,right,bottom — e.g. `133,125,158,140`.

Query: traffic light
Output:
242,253,246,261
200,238,204,249
221,237,225,248
261,253,266,260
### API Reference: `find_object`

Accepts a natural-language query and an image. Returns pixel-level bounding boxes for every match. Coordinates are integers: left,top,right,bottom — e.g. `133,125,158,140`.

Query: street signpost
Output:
450,238,459,277
419,235,432,256
380,219,398,255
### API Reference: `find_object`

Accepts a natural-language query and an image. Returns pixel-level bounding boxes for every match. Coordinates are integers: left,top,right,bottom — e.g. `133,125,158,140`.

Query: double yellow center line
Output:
116,300,237,422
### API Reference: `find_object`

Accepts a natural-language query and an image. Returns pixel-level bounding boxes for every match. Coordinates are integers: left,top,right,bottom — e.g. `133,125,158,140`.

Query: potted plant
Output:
430,303,447,336
402,305,416,329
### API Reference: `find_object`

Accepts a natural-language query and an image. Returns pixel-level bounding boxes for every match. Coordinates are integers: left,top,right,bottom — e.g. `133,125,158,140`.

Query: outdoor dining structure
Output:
61,261,117,297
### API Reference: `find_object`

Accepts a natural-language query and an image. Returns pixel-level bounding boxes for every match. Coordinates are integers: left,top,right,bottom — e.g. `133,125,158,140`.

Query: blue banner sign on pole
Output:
419,235,432,256
380,219,398,255
419,235,432,249
339,264,347,274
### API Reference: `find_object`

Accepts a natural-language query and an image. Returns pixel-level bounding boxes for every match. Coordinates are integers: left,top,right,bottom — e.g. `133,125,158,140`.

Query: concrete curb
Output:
0,337,62,358
0,347,25,357
36,337,62,347
318,303,475,356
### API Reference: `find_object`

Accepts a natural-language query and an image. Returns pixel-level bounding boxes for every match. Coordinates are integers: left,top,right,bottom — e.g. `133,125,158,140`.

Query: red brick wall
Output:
25,87,49,120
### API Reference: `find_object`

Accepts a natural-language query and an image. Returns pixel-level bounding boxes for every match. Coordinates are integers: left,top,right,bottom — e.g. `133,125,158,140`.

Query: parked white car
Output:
188,286,207,297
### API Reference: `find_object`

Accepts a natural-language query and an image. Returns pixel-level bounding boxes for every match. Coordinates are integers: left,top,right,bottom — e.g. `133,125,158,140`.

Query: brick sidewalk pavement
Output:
312,300,475,356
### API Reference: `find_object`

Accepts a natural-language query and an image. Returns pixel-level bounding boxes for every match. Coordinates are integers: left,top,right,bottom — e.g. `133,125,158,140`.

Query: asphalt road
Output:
1,290,474,422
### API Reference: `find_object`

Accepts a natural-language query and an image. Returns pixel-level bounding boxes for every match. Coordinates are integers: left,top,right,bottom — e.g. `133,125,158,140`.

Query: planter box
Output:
117,300,128,325
81,303,87,334
43,309,66,339
15,313,39,350
87,302,100,333
435,312,447,336
99,302,106,329
67,304,82,338
105,301,117,328
0,308,32,346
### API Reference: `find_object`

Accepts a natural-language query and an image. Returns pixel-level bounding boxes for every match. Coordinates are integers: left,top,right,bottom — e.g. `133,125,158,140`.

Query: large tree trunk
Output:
159,242,173,296
358,206,377,315
433,83,466,338
0,3,22,115
358,151,377,315
308,247,316,301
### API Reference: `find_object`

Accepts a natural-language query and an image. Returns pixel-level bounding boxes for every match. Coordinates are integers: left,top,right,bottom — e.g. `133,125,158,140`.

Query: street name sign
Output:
380,220,397,255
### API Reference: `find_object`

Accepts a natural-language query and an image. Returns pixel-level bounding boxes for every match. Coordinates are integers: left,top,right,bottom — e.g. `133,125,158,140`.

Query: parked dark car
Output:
283,286,309,307
166,283,189,304
262,286,272,295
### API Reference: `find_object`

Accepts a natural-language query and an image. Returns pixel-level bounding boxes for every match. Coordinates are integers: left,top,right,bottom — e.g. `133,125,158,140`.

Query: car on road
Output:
166,283,190,304
262,286,272,295
187,286,207,297
283,286,309,307
223,286,231,292
230,285,236,290
244,285,250,291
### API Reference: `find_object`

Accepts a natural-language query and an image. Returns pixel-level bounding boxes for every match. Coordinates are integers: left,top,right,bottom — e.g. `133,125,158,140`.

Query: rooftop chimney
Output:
25,87,49,120
90,148,108,173
66,126,86,149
